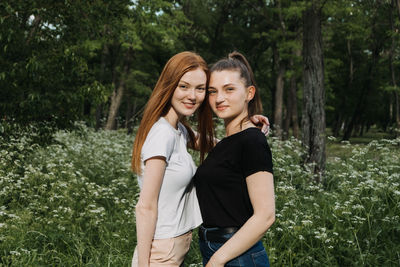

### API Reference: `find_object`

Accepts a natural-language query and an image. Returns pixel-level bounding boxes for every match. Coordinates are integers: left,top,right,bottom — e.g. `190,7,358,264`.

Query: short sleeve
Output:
141,122,176,163
241,130,273,178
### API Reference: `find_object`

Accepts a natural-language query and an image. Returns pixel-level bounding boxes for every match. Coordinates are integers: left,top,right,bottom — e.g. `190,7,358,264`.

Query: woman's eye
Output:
197,87,205,91
208,89,217,94
179,84,187,89
226,87,234,91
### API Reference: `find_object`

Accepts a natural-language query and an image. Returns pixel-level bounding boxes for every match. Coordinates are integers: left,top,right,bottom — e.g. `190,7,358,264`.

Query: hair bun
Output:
228,51,241,60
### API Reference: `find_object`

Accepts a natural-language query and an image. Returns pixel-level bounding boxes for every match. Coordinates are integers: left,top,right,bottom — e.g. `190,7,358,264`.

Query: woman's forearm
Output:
209,172,275,265
134,158,166,266
209,212,275,266
135,204,158,267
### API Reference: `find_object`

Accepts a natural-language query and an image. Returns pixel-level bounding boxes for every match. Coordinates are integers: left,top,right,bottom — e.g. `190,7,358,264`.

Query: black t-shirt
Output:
194,127,273,228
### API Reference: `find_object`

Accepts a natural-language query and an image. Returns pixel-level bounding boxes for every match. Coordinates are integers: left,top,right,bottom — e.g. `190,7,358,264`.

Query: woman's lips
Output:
183,102,196,109
216,105,228,111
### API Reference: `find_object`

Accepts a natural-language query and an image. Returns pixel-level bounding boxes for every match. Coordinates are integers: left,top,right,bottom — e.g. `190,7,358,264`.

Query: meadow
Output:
1,121,399,266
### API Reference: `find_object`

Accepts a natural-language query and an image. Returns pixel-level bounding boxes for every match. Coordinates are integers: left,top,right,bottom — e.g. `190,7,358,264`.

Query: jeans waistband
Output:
198,225,239,243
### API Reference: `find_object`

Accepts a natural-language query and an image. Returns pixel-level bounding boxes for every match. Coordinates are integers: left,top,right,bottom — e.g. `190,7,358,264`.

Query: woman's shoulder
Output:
239,128,271,151
241,127,267,142
146,118,178,141
141,118,177,156
150,117,178,133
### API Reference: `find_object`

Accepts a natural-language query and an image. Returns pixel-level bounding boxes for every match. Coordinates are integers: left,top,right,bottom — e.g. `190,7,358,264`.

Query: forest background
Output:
2,0,400,140
1,0,400,266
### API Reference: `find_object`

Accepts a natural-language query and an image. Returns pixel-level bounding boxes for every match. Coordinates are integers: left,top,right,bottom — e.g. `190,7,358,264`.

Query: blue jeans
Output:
199,227,270,267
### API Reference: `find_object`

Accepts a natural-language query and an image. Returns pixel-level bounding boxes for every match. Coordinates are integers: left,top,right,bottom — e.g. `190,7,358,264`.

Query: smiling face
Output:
168,68,207,120
208,70,255,122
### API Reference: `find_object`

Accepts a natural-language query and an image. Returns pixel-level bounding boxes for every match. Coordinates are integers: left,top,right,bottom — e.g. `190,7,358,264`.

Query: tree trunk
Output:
105,80,125,130
83,100,91,116
347,39,354,85
95,103,103,131
390,98,394,123
353,124,360,137
336,39,354,138
274,60,285,139
359,123,365,137
343,30,379,140
395,92,400,137
333,113,343,137
95,44,110,130
302,2,326,182
291,49,300,139
395,0,400,19
390,0,400,135
105,48,133,130
283,55,299,139
342,59,377,140
283,86,291,140
125,95,137,134
274,0,288,139
290,77,300,139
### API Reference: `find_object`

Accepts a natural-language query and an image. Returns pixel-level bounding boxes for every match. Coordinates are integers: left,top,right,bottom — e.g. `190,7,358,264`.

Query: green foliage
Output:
1,124,399,266
0,122,137,266
1,0,399,134
323,0,400,132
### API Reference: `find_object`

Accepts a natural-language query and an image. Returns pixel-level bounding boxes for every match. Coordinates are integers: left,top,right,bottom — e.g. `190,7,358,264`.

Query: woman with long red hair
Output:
131,51,213,267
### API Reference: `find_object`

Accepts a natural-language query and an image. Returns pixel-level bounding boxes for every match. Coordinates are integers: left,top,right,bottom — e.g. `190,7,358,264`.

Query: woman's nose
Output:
187,88,196,100
216,92,225,103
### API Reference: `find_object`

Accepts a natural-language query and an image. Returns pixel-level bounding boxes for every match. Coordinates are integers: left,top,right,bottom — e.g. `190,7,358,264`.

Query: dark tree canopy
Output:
1,0,399,139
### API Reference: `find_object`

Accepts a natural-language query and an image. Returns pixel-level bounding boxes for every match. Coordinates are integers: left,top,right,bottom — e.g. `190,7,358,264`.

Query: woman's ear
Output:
246,86,256,102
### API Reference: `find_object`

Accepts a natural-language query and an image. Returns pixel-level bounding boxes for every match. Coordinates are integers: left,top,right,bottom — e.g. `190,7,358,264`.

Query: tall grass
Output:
1,121,399,266
269,137,400,266
1,122,138,266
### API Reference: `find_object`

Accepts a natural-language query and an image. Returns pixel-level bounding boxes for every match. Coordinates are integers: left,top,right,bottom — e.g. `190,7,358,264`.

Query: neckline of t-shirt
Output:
221,127,259,141
159,117,182,135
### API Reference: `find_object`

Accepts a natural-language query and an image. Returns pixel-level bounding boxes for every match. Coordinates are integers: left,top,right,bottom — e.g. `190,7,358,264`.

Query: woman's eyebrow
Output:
208,83,236,89
222,83,236,87
180,79,206,87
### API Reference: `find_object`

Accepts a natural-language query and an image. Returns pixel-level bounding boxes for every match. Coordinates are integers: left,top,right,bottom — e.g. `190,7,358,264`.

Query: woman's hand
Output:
205,257,225,267
250,114,270,136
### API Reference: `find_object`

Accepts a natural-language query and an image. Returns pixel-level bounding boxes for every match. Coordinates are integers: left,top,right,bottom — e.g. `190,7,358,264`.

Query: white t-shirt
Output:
138,117,202,239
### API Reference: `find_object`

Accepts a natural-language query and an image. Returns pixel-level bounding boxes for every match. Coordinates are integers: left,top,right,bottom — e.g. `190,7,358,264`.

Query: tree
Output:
390,0,400,135
283,48,301,139
341,2,388,140
302,0,326,181
1,0,398,139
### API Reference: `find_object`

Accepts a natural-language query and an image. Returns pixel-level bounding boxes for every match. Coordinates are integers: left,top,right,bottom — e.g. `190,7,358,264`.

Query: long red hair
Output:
131,51,214,174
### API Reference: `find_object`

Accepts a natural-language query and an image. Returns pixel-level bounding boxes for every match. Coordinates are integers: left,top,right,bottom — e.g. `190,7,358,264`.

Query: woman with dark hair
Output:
131,51,269,267
195,52,275,267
